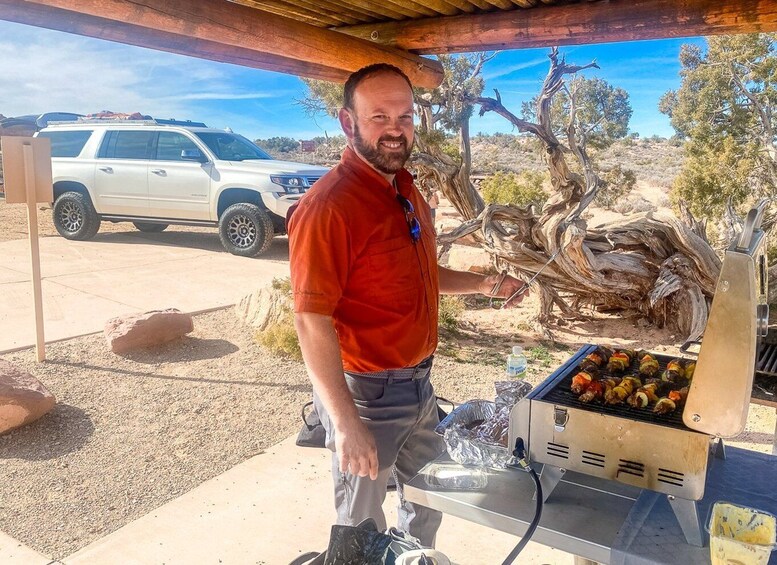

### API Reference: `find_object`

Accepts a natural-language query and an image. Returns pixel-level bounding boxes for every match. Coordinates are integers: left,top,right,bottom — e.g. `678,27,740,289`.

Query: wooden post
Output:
22,141,46,362
0,135,52,362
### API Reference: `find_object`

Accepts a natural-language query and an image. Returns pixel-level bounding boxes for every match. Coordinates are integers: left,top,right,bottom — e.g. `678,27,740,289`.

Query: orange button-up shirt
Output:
287,146,439,373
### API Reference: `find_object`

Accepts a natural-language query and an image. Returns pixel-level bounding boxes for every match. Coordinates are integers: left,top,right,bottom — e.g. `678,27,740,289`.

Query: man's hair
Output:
343,63,413,111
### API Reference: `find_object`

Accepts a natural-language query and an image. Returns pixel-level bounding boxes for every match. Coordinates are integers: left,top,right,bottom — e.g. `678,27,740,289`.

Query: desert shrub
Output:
256,312,302,360
255,277,301,359
255,136,298,154
595,165,637,209
439,295,465,332
481,170,549,208
612,195,656,214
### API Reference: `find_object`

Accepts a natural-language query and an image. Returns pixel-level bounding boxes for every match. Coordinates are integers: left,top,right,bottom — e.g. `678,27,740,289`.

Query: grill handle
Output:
736,198,769,251
679,339,702,358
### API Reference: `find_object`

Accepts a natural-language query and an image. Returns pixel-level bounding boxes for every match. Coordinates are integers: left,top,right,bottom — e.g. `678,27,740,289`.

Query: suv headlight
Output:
271,175,306,194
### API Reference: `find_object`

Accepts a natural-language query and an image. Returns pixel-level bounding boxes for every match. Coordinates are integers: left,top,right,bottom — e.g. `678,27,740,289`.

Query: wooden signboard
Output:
1,136,53,203
0,136,53,361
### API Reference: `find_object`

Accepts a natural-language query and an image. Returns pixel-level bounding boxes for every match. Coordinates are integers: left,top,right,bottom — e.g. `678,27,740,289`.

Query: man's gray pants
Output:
313,357,445,547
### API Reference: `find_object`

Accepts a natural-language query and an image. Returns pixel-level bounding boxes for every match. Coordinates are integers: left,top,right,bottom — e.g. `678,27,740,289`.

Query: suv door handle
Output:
150,169,166,175
98,166,113,173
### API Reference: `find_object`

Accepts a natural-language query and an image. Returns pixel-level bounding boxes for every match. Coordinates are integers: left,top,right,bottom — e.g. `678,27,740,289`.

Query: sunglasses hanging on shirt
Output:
396,193,422,243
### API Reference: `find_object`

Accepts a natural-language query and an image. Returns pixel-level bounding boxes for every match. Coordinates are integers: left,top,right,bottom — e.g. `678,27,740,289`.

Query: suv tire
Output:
53,191,101,240
133,222,168,233
218,203,274,257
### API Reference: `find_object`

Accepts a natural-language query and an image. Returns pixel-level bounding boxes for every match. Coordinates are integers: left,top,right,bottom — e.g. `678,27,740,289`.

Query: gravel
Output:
0,307,512,560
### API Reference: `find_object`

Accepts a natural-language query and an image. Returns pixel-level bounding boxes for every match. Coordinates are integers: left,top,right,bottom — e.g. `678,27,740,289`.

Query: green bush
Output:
256,312,302,360
595,165,636,209
481,170,549,209
439,295,465,333
256,277,301,359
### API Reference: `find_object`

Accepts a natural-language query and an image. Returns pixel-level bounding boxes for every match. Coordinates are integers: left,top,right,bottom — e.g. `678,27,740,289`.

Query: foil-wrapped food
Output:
435,380,532,469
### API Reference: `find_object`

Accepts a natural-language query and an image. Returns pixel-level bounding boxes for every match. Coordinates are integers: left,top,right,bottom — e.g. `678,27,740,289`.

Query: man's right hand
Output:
335,417,379,480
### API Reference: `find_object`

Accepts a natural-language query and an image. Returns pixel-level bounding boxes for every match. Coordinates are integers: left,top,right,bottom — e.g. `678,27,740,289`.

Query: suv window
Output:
155,132,201,161
99,130,154,159
194,132,271,161
37,130,92,157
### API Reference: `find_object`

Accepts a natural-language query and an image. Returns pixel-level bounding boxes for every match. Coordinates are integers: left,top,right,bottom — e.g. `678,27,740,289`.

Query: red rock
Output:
0,359,56,435
104,308,194,354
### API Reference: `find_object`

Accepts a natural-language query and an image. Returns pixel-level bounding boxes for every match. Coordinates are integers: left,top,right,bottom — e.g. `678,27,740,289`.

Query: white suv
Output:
36,120,329,256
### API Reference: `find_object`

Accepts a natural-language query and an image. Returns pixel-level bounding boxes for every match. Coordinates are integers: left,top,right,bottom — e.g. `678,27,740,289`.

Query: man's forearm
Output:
293,312,359,432
437,265,491,295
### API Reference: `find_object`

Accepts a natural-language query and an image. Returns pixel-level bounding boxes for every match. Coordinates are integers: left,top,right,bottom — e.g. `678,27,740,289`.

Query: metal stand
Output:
538,464,566,502
667,496,704,547
714,438,727,460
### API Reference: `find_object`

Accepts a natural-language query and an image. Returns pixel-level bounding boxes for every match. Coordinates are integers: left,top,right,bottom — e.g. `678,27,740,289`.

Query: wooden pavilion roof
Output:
1,0,776,88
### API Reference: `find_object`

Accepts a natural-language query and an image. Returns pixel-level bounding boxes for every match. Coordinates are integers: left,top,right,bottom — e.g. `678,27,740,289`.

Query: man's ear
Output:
338,108,354,140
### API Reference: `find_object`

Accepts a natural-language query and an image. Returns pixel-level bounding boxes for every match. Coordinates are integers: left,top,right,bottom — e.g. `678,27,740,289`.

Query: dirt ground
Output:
1,195,775,559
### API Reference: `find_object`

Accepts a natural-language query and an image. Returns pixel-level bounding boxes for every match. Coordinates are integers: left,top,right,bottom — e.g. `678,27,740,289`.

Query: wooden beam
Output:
0,0,352,81
0,0,444,87
337,0,777,54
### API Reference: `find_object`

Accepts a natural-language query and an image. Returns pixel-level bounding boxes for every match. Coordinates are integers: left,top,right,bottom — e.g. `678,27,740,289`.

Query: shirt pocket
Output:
364,236,419,299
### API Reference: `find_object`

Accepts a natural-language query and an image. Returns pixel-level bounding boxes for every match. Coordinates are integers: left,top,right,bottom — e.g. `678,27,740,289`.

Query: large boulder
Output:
105,308,194,354
236,283,292,330
445,243,493,274
0,359,56,435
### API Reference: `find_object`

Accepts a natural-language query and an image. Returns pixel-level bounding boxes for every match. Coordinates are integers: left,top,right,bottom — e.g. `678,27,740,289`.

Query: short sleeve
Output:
287,195,351,316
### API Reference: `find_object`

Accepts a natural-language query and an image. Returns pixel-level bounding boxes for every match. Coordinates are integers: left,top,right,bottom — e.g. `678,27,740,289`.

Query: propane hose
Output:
502,438,543,565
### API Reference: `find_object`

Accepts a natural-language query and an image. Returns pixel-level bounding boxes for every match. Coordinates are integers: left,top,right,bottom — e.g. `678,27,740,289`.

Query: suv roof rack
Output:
46,118,208,127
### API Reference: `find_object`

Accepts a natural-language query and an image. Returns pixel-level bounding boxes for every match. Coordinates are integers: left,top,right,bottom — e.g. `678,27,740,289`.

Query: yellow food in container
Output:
706,502,777,565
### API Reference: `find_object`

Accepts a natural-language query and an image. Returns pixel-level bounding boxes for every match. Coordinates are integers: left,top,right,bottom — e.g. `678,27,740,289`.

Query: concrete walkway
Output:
0,232,290,352
0,233,573,564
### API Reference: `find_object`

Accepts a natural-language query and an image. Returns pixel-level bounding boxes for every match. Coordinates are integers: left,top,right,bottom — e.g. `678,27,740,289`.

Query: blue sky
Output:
0,20,704,140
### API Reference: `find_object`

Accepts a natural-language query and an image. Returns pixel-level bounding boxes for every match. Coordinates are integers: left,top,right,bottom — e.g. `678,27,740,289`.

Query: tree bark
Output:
441,47,723,340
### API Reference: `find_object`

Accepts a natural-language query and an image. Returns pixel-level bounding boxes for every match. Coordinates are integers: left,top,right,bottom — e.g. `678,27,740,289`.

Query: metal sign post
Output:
0,136,53,362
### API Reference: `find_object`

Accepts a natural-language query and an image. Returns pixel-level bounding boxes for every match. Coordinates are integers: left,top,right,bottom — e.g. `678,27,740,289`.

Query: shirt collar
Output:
340,146,414,199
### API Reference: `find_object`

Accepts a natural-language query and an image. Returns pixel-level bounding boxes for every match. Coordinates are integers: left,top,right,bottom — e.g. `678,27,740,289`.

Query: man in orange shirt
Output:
288,63,527,546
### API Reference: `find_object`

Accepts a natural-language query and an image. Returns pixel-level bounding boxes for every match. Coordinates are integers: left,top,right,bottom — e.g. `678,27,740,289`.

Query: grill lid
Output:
683,202,769,437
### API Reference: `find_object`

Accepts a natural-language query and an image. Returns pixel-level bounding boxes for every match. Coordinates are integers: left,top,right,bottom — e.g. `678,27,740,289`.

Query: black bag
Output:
296,401,327,449
289,519,425,565
295,397,455,450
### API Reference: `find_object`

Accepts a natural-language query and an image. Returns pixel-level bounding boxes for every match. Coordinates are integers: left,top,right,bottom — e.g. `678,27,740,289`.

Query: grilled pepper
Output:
654,386,689,414
661,358,685,384
627,381,663,408
637,352,660,379
580,346,612,372
605,375,642,404
607,349,636,373
571,370,596,394
580,377,620,403
681,359,696,381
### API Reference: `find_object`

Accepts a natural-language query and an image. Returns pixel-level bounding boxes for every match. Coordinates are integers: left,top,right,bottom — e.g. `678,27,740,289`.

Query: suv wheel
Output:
133,222,168,233
53,191,101,240
218,203,274,257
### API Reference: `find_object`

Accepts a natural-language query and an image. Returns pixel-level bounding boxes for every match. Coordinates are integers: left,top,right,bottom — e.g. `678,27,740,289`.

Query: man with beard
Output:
287,63,527,546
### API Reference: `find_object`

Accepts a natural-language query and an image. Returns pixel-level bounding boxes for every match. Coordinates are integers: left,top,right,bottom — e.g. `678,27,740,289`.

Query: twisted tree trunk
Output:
440,48,722,340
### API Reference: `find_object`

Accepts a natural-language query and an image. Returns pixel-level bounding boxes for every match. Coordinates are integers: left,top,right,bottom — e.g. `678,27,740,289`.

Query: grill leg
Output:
538,464,565,502
773,408,777,456
667,496,705,547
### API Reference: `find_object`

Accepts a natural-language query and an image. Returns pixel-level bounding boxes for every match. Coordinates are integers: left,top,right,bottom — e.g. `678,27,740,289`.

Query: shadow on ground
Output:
0,403,94,460
118,337,240,363
87,229,290,261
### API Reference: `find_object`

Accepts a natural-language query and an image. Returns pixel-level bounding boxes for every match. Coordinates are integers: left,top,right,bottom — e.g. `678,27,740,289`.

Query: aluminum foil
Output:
435,381,532,469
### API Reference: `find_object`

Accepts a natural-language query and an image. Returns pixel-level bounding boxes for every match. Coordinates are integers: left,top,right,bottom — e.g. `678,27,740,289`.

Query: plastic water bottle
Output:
506,345,527,378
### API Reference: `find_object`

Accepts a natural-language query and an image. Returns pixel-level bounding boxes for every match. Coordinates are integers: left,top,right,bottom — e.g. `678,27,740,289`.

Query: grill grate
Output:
756,343,777,376
539,346,690,431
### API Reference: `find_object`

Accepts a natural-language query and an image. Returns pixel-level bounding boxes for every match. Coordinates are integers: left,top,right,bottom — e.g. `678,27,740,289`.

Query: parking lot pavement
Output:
0,232,290,352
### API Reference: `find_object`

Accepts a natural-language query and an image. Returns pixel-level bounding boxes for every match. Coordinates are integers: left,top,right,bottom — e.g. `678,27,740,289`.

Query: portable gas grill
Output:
508,201,771,548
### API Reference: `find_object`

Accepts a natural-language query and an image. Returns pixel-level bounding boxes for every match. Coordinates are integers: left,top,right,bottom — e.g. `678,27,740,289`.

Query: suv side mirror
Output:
181,149,207,162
